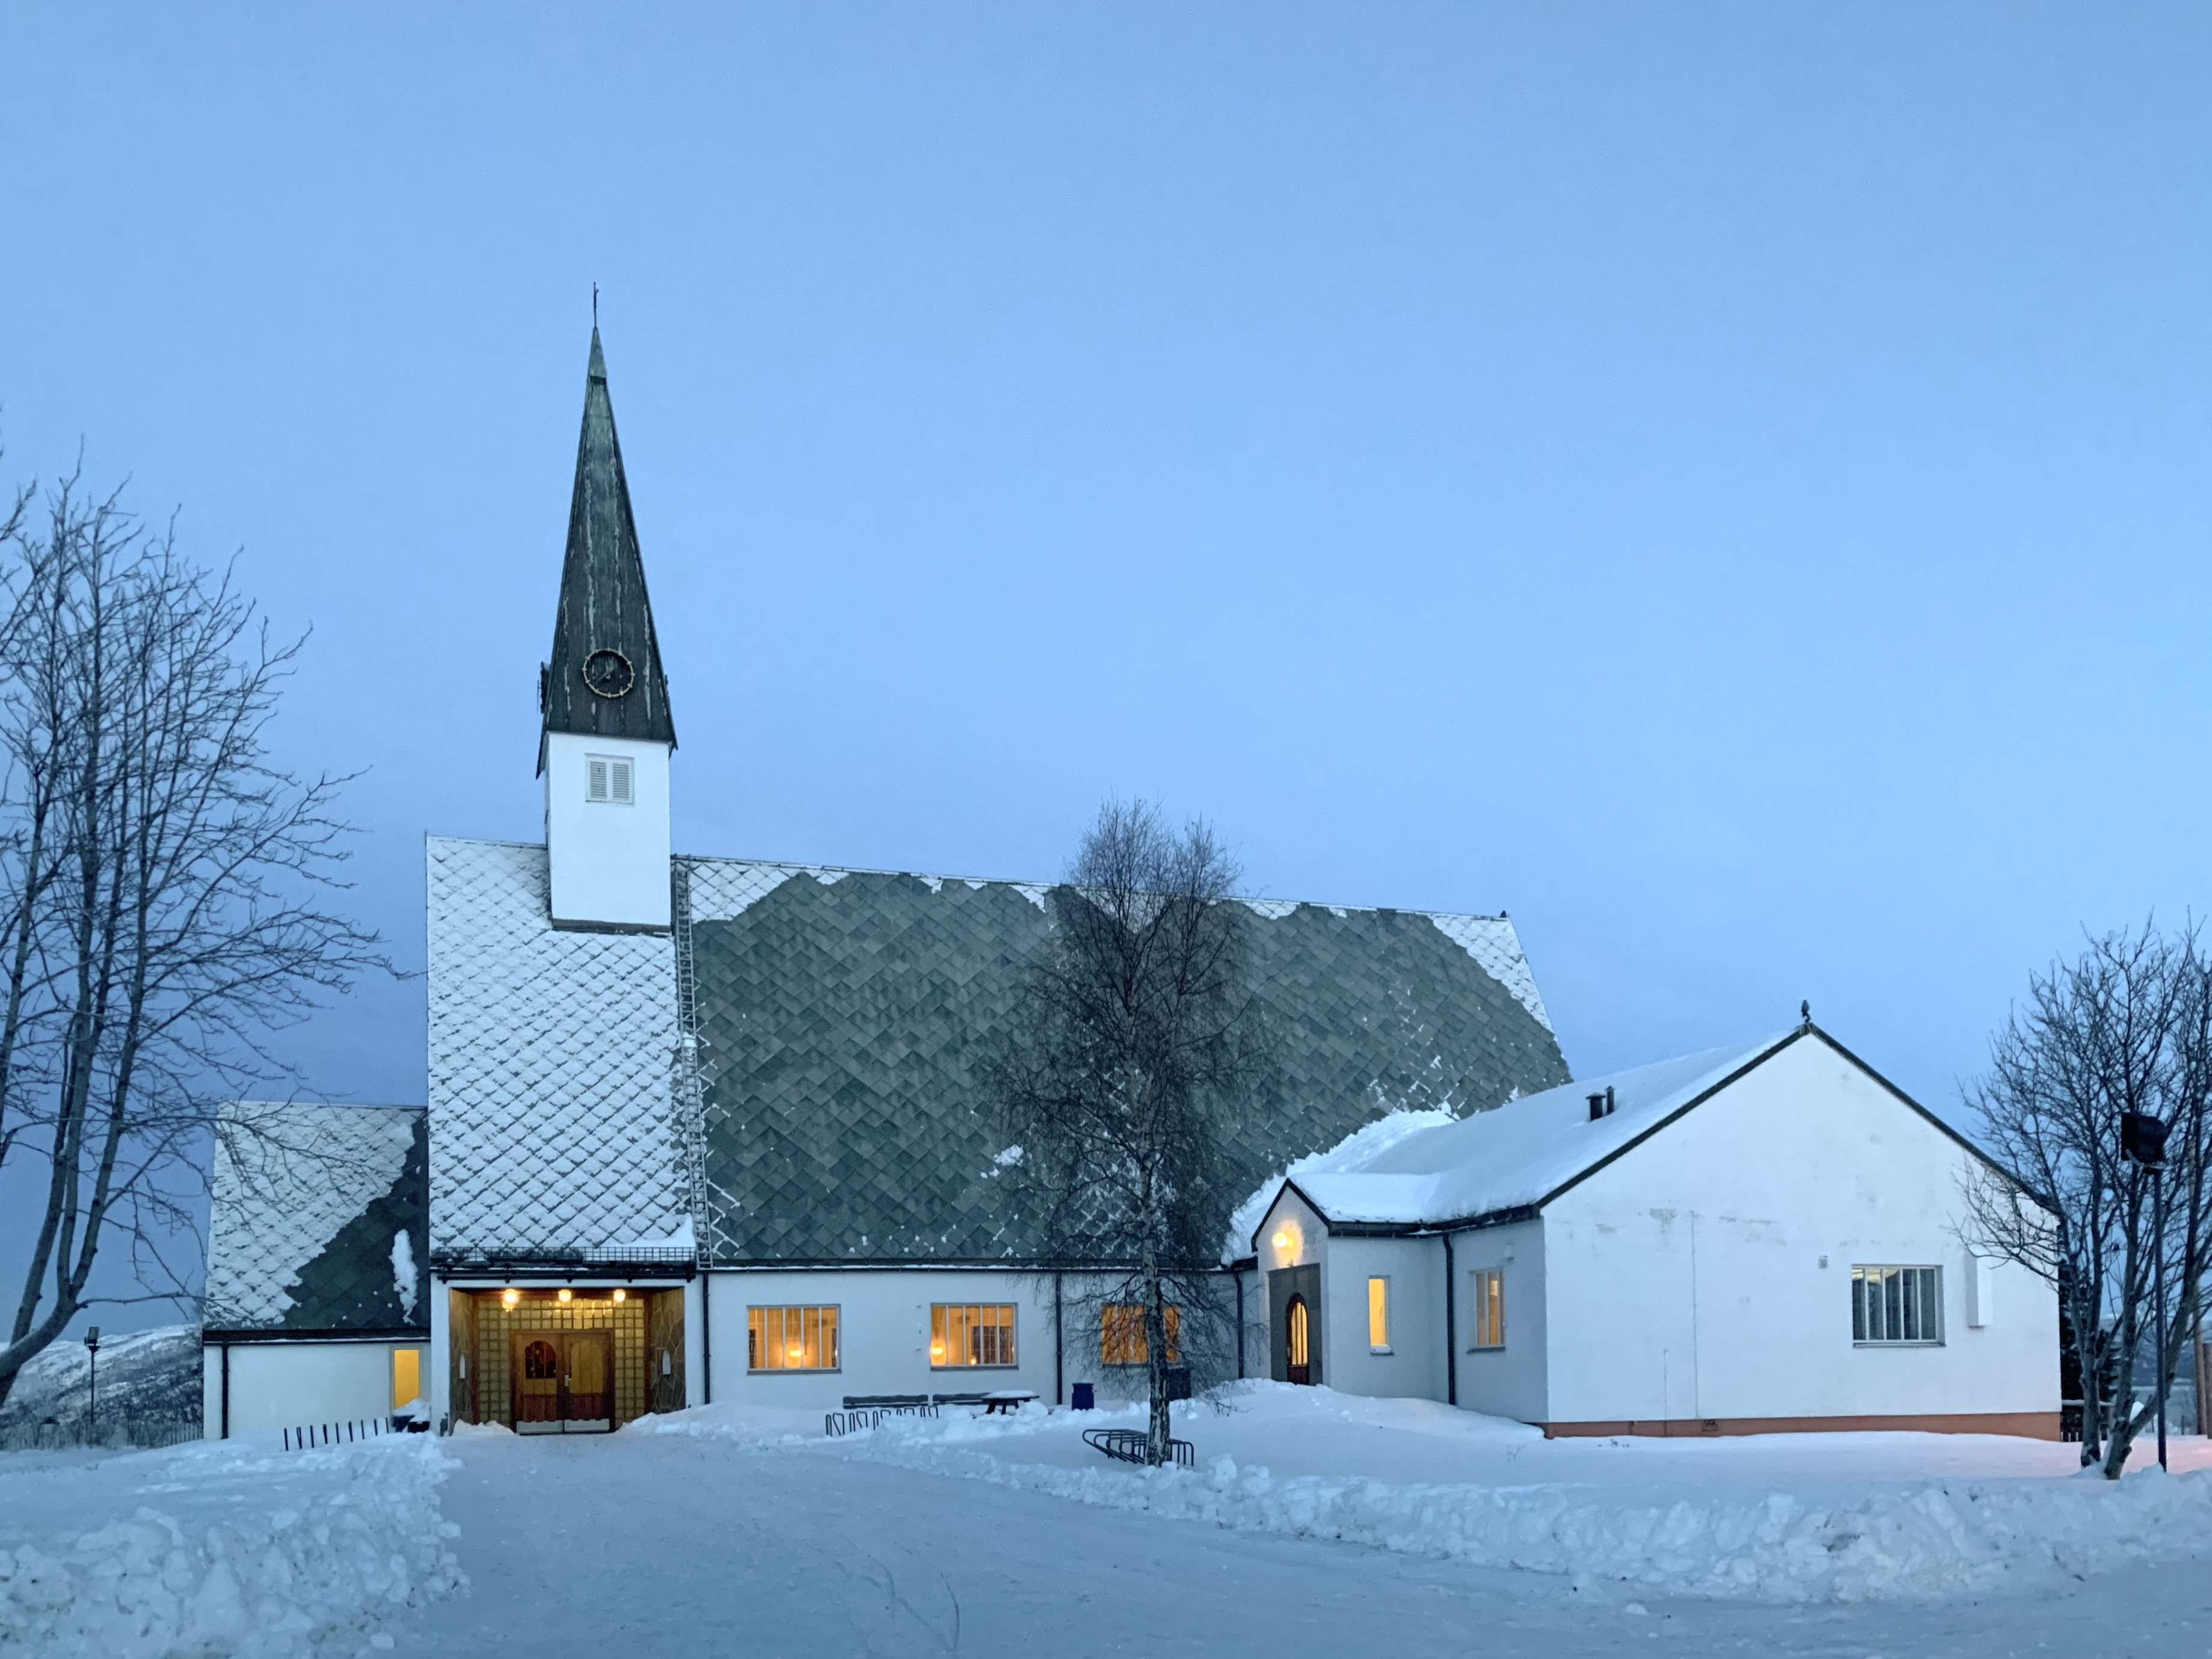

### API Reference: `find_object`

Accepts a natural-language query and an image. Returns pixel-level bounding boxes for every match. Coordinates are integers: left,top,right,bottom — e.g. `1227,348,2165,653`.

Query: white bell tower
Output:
538,328,675,932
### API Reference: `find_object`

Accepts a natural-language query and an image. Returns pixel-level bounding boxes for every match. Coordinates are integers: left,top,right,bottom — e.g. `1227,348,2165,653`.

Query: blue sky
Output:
5,4,2210,1177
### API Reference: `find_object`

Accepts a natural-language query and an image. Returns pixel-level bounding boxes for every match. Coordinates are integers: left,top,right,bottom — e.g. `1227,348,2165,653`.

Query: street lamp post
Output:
82,1326,100,1443
2121,1112,2172,1470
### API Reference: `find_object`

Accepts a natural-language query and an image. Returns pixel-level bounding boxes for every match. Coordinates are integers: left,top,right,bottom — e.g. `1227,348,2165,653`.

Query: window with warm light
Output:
1469,1269,1505,1350
1100,1304,1179,1365
1367,1277,1390,1353
930,1304,1016,1368
747,1305,839,1371
391,1347,422,1408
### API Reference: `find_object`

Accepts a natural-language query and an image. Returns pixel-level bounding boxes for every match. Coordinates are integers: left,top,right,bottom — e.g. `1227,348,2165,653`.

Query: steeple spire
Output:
539,326,676,768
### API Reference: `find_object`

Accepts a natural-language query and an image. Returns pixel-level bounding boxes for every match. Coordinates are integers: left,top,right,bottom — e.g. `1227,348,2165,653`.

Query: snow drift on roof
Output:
1233,1033,1795,1246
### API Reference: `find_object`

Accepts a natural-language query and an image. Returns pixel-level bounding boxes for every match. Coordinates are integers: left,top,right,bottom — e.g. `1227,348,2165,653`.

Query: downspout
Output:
220,1343,231,1439
1054,1271,1065,1406
701,1270,713,1406
1235,1271,1246,1379
1443,1231,1457,1409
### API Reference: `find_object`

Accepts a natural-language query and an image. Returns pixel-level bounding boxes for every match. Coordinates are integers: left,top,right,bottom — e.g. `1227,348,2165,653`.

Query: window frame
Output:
746,1304,841,1373
1851,1265,1944,1347
1099,1302,1181,1367
585,754,635,806
1468,1267,1506,1351
1367,1275,1391,1354
929,1302,1019,1370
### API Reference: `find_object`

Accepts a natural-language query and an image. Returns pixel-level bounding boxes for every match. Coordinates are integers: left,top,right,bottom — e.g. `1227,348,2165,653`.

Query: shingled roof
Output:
538,327,675,760
685,857,1567,1263
424,839,1570,1267
204,1103,429,1335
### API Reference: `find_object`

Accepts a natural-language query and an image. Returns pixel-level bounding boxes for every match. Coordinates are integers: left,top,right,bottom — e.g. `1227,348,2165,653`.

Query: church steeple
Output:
538,324,676,934
539,327,675,765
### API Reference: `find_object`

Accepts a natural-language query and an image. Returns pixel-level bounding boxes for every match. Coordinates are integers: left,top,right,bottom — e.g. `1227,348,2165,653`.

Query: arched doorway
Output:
1285,1294,1311,1385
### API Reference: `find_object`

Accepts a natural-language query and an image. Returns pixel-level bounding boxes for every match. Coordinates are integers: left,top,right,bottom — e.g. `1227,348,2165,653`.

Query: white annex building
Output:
200,330,2057,1442
1238,1026,2059,1438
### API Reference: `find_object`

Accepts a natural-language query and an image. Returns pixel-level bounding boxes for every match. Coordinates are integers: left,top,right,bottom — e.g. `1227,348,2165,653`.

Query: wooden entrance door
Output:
511,1331,615,1433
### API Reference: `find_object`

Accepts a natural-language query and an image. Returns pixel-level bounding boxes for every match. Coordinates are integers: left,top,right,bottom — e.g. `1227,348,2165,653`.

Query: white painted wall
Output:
1449,1218,1549,1423
1543,1035,2059,1427
704,1269,1071,1412
1323,1235,1446,1403
201,1340,410,1438
543,732,671,930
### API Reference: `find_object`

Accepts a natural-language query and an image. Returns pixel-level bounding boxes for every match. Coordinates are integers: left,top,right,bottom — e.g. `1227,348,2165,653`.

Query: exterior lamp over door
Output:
2122,1110,2172,1470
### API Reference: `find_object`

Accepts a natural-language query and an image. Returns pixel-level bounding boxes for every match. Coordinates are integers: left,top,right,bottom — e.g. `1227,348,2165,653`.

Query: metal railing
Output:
282,1417,422,1451
825,1402,941,1436
1082,1427,1194,1469
1,1417,203,1454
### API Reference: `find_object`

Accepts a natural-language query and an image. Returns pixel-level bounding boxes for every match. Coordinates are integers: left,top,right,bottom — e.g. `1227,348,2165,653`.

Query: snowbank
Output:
826,1385,2212,1604
0,1435,464,1655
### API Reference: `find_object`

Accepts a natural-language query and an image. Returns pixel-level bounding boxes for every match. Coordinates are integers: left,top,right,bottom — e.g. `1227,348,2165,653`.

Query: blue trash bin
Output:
1071,1382,1095,1411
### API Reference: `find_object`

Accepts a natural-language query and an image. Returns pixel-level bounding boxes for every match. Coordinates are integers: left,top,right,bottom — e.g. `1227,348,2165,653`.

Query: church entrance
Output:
512,1330,613,1433
449,1286,681,1432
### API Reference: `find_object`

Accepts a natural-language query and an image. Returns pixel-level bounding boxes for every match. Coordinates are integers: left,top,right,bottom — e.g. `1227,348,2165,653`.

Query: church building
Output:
201,330,1570,1437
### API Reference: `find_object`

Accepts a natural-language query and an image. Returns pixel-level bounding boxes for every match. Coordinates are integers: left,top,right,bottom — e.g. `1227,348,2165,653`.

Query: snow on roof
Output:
206,1101,423,1329
428,837,687,1257
1235,1032,1796,1249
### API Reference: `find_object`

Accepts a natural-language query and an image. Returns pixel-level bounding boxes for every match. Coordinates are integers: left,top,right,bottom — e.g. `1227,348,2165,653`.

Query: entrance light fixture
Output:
612,1288,627,1303
501,1288,520,1308
557,1287,573,1304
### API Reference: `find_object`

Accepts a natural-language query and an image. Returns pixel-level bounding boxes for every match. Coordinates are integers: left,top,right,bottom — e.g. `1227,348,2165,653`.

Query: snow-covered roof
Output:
1237,1032,1799,1250
205,1101,428,1332
428,837,687,1260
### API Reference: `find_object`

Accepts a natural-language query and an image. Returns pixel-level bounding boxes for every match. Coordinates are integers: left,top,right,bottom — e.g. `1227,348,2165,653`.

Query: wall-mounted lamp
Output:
557,1287,573,1304
500,1288,520,1308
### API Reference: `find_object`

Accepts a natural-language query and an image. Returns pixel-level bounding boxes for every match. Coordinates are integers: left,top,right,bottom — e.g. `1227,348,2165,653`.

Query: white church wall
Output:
1542,1036,2059,1432
542,731,671,931
703,1269,1067,1413
203,1339,405,1438
1449,1216,1549,1423
1320,1234,1446,1405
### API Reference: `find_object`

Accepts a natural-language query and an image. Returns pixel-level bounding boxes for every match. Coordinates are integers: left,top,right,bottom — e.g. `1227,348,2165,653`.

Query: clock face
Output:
582,648,635,700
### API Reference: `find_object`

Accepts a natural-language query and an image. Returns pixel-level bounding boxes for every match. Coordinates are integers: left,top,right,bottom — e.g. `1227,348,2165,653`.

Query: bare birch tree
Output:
0,466,386,1411
1963,925,2212,1476
990,801,1274,1465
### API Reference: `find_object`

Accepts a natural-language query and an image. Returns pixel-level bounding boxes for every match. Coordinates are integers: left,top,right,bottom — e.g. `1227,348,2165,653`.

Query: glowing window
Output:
1367,1278,1390,1353
391,1347,422,1409
930,1304,1017,1368
747,1305,839,1371
1469,1269,1505,1350
1100,1304,1179,1366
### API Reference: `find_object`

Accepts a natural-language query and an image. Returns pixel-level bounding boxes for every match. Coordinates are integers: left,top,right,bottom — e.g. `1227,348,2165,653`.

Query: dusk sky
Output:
7,2,2211,1233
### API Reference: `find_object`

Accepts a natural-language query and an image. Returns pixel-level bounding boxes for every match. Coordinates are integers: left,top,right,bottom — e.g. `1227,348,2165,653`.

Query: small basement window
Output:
1101,1304,1179,1366
1367,1276,1390,1353
748,1305,839,1371
1469,1268,1505,1350
586,755,634,805
1852,1266,1943,1346
931,1304,1017,1368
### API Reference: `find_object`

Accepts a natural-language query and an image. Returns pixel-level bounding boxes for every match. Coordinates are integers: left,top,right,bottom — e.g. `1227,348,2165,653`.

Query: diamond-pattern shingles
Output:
205,1101,421,1329
428,837,684,1255
689,864,1570,1264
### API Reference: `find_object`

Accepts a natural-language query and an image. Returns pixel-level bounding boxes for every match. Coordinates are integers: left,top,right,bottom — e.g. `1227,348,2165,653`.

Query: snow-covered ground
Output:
0,1433,462,1655
11,1385,2212,1655
640,1382,2212,1604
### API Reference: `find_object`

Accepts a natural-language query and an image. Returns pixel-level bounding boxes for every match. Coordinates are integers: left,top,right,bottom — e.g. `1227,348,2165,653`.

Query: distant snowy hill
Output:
0,1324,200,1430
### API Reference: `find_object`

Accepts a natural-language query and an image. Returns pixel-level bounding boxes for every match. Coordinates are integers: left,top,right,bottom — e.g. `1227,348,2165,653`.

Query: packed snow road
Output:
400,1422,2212,1659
